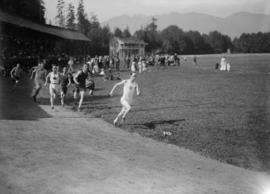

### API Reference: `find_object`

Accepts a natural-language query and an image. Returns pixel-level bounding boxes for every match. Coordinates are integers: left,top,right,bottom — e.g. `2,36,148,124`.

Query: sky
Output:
43,0,270,23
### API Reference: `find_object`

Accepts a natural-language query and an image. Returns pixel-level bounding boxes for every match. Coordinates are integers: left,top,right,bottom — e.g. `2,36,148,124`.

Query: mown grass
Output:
68,54,270,172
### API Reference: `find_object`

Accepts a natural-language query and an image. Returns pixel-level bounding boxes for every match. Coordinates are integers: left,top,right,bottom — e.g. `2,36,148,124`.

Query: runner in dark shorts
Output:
60,67,71,106
73,64,89,111
10,63,23,90
86,73,95,95
31,62,47,102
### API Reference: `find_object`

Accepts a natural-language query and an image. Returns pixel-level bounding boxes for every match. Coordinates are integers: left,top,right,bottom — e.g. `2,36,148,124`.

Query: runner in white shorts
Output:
45,65,60,109
109,73,140,126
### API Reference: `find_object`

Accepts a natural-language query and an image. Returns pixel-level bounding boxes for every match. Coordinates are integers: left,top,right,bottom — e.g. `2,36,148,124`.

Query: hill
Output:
102,12,270,38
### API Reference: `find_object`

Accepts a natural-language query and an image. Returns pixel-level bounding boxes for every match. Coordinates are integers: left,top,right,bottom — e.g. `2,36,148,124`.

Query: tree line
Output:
56,0,270,55
132,17,270,54
54,0,111,56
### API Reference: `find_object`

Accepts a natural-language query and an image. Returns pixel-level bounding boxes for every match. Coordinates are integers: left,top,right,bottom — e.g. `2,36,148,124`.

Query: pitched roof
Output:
0,10,90,42
116,37,147,45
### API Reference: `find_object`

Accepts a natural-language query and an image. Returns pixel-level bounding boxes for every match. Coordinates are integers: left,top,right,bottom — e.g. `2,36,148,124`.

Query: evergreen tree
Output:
233,32,270,53
207,31,232,53
66,3,75,30
123,27,131,38
136,17,162,52
146,17,158,32
114,28,123,38
87,15,112,55
55,0,66,27
0,0,46,24
161,25,187,54
77,0,89,34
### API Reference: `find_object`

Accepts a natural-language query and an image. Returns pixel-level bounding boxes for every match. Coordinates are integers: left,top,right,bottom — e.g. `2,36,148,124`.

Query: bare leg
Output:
121,104,131,122
61,92,65,106
50,88,57,109
33,83,41,102
74,87,78,99
118,99,131,125
78,90,84,111
50,92,54,109
114,107,126,126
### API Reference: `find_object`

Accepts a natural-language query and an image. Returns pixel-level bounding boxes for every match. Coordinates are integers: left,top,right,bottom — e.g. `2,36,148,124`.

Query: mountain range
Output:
102,12,270,38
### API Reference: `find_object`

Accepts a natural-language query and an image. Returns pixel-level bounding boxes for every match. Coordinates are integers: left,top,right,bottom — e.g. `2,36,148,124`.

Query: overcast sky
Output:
44,0,270,23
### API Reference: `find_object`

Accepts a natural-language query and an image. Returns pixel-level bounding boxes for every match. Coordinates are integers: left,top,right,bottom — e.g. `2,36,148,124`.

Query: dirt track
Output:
0,76,267,194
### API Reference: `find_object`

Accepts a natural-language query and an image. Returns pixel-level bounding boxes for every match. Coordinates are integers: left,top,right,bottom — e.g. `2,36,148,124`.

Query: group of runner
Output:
29,62,95,111
9,60,141,126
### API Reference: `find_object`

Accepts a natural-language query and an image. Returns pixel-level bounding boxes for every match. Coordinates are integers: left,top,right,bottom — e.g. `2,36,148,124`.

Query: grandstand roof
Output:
0,10,90,42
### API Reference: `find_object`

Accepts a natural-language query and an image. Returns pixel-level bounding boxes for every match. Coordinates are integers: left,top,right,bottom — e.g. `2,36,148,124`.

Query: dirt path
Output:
0,77,267,194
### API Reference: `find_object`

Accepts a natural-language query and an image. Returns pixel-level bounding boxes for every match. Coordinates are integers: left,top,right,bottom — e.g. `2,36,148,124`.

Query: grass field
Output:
64,54,269,172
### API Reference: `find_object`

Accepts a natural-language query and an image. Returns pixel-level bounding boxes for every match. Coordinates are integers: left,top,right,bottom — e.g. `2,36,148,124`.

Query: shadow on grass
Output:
0,77,52,121
128,119,186,130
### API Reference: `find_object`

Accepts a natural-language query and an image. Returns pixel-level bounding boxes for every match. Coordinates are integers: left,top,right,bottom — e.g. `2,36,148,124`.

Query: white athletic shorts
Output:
120,97,132,109
49,83,60,95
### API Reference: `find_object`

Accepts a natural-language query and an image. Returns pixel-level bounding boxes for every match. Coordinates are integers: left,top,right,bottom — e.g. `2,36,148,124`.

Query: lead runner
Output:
109,73,140,126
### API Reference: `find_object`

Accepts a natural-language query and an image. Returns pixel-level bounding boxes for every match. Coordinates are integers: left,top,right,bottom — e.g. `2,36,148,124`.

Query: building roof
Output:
116,37,147,45
0,10,90,42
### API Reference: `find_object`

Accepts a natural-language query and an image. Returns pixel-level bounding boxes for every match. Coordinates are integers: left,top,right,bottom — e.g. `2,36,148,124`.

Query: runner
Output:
10,63,23,90
86,73,95,96
44,65,61,109
109,73,140,126
60,67,72,106
73,64,89,111
31,62,47,102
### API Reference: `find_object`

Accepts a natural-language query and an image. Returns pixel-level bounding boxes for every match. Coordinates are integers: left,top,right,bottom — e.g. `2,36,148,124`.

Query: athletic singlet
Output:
35,68,47,81
122,80,136,104
50,72,60,84
76,70,88,85
12,67,22,77
60,73,70,86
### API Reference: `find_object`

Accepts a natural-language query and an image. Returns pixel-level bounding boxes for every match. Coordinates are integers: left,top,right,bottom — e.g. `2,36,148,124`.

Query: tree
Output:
114,28,123,38
89,13,100,28
134,17,162,52
233,32,270,53
186,31,212,54
86,14,112,55
66,3,75,30
123,27,131,38
207,31,232,53
161,25,188,54
55,0,66,27
77,0,89,34
0,0,46,24
38,0,46,23
146,17,158,32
